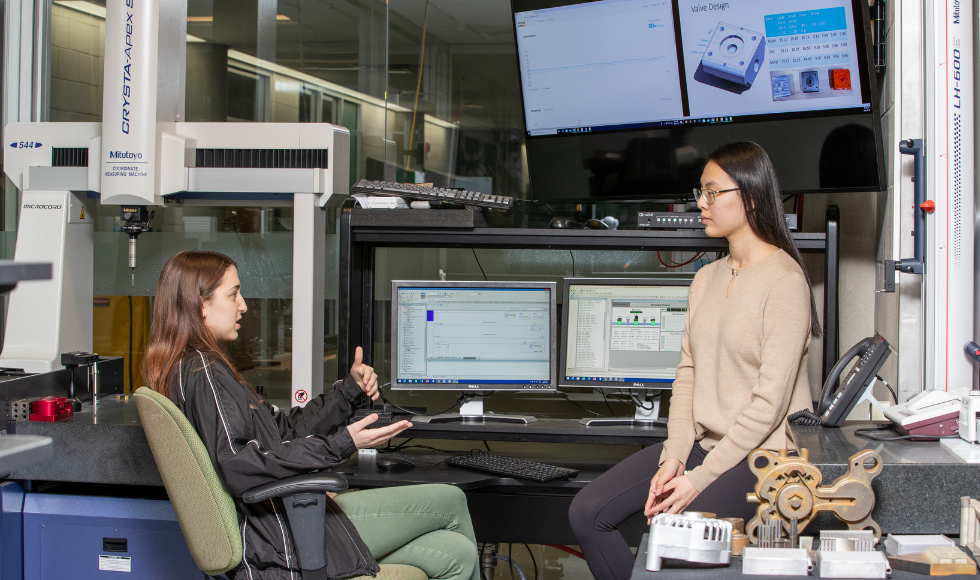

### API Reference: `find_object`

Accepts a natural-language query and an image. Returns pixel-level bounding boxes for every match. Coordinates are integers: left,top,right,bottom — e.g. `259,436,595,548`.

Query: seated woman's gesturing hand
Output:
346,414,412,449
350,346,379,401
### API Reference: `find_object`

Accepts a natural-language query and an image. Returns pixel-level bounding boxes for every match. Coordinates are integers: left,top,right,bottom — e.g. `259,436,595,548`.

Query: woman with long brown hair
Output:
144,250,480,580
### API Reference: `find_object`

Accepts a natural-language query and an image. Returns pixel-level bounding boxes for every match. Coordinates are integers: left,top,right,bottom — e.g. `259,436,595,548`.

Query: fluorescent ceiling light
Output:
187,14,290,22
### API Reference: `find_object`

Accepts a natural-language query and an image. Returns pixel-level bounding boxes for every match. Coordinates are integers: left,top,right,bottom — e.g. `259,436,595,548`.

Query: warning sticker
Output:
99,555,132,572
294,390,308,404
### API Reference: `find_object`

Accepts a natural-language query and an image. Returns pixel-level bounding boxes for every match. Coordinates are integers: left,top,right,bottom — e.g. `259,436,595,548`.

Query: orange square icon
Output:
830,68,851,90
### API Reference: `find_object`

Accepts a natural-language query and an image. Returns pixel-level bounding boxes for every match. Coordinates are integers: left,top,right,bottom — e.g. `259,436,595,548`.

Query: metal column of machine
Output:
921,0,975,392
0,0,349,405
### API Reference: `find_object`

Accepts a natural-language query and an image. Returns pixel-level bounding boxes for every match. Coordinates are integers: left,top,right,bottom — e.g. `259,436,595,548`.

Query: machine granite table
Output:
6,398,979,544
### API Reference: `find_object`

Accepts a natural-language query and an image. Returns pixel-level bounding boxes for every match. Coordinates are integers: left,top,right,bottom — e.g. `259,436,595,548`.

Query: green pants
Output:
335,484,480,580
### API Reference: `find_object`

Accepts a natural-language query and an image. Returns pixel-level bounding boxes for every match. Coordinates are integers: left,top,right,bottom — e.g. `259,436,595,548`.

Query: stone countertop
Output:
7,398,980,534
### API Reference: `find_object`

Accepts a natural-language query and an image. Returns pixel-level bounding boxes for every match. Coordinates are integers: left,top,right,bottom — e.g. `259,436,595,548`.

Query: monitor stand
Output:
411,396,537,424
579,390,666,427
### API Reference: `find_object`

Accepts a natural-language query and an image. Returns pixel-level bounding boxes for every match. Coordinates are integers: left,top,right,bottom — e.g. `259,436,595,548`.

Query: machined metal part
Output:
817,550,891,578
757,521,785,549
645,512,732,572
746,448,883,544
820,530,877,551
720,517,744,534
885,534,954,556
731,532,750,556
741,547,812,576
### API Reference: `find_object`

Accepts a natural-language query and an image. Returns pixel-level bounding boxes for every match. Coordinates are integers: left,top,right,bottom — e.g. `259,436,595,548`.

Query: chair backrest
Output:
134,386,243,576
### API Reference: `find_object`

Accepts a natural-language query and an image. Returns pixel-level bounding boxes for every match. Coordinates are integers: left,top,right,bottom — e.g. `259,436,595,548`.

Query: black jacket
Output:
171,349,380,580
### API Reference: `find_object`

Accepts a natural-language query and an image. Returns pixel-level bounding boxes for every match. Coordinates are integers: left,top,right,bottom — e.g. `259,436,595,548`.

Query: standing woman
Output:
568,142,821,580
143,250,480,580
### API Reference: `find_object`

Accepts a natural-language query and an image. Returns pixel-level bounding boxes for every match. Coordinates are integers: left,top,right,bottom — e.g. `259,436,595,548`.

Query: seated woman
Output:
143,250,480,580
569,142,821,580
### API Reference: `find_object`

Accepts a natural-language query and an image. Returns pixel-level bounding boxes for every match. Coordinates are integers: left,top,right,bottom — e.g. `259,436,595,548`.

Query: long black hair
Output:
708,141,822,338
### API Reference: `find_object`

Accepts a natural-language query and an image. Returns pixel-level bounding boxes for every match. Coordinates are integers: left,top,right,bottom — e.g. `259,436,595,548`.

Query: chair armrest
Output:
241,472,349,504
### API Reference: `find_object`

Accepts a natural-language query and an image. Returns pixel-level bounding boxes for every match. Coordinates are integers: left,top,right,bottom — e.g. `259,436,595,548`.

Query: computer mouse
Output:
550,217,584,229
584,218,610,230
376,457,416,472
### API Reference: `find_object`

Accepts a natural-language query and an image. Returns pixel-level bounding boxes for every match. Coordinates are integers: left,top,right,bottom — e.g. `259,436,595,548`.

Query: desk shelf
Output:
338,199,840,384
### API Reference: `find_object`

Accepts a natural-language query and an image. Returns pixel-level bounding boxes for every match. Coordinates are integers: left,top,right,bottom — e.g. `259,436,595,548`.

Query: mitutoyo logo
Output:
109,150,142,160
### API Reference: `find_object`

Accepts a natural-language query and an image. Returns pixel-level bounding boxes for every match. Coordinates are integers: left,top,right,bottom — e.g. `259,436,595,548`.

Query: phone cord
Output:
788,409,822,426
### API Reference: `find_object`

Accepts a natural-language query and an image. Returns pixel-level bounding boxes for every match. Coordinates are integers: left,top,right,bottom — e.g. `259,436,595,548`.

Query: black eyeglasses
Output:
692,187,739,205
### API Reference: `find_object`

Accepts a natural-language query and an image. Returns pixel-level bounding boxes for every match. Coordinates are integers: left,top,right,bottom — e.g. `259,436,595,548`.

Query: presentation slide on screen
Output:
514,0,684,135
677,0,864,118
514,0,867,134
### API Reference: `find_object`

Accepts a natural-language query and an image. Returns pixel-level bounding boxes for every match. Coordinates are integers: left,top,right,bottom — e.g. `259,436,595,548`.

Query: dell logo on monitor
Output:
466,385,481,389
633,383,645,387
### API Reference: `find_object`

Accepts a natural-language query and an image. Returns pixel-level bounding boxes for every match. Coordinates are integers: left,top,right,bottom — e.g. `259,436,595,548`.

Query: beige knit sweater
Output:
659,248,812,492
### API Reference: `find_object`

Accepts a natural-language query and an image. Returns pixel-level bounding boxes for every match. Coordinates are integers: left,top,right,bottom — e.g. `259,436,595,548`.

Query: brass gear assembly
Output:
745,447,882,544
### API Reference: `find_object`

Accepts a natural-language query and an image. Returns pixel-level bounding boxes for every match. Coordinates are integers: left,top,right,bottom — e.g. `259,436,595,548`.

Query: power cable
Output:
855,424,960,441
657,251,704,269
523,544,537,580
556,391,607,417
472,248,488,280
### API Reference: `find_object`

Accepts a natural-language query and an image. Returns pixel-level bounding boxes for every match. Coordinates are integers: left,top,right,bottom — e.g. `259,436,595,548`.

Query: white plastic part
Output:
645,512,732,572
740,547,812,576
958,393,980,443
884,534,955,556
960,498,980,546
820,530,877,551
816,550,891,578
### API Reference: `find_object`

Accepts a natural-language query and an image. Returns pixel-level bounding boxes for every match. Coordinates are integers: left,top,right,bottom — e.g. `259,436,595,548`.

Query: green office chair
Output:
134,387,427,580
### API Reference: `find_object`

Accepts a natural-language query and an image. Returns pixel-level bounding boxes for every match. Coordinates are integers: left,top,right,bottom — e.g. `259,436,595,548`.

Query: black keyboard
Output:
352,179,515,210
446,453,579,483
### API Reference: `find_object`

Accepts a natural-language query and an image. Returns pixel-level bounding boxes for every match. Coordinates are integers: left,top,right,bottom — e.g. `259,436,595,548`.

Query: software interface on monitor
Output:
395,287,552,386
564,284,690,383
514,0,866,135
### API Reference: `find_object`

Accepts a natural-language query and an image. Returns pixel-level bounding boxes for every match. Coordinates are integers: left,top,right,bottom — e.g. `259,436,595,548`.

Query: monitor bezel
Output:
560,277,693,390
390,280,559,392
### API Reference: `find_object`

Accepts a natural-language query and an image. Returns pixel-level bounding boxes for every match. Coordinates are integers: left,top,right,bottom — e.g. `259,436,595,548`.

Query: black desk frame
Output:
337,199,840,383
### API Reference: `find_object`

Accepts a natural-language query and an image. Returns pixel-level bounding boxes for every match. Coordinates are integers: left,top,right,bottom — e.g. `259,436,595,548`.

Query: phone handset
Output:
816,333,891,427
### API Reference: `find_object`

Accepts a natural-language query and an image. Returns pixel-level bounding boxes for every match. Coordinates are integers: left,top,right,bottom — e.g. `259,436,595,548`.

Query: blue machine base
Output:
18,491,200,580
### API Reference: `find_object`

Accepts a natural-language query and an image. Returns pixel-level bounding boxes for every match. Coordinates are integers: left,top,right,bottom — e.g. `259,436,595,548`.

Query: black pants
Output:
568,442,758,580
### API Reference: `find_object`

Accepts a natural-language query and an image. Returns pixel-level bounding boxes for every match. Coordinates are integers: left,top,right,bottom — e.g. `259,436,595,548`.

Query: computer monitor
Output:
560,278,692,426
391,280,558,424
510,0,885,201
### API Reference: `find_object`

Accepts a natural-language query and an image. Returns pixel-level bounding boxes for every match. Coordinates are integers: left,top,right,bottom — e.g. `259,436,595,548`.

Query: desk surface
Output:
8,398,980,535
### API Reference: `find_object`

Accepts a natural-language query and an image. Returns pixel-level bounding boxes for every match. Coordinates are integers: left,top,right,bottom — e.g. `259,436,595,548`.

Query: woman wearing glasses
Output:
568,141,821,580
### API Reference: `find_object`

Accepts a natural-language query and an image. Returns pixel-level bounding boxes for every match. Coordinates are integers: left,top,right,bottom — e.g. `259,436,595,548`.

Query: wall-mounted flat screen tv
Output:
511,0,885,202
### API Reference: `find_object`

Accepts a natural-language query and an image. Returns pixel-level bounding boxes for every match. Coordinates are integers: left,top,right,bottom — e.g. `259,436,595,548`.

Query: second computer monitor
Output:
391,280,558,392
561,278,692,390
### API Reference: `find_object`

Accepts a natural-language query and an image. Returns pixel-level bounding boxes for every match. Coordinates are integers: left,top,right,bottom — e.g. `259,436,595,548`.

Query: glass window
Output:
46,0,603,413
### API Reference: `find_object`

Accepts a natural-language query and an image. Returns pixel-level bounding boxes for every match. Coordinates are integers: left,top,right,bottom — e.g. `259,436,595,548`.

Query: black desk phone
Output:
816,333,892,427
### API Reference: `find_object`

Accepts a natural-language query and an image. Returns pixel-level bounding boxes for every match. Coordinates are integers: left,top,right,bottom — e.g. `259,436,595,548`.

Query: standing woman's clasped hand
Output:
643,457,701,523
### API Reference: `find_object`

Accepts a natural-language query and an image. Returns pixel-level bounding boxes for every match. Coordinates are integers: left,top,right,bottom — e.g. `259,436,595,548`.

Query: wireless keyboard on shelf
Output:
446,453,579,483
351,179,515,210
